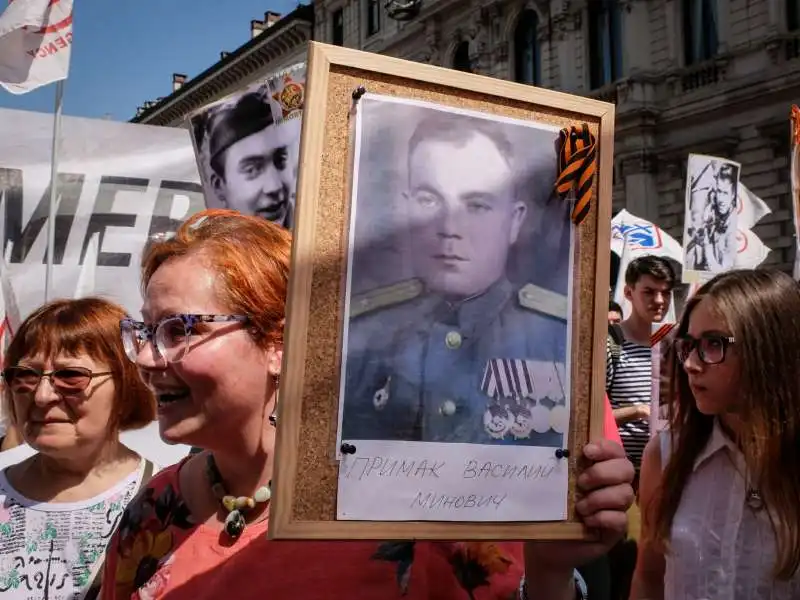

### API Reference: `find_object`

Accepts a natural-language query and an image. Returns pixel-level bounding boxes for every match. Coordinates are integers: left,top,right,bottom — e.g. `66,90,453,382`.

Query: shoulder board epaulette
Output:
518,284,568,321
350,278,424,318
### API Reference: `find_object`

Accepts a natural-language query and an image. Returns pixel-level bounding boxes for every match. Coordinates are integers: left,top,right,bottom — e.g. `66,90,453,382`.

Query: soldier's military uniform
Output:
341,276,568,446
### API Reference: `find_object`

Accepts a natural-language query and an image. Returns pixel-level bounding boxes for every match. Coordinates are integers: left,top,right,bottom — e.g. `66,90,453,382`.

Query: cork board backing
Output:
271,42,614,540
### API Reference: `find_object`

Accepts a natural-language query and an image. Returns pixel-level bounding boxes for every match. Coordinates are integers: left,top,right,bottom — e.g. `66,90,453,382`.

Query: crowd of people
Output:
0,209,797,599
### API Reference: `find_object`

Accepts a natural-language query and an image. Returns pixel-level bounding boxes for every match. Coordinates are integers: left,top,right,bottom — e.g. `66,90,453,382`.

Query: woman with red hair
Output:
104,209,634,600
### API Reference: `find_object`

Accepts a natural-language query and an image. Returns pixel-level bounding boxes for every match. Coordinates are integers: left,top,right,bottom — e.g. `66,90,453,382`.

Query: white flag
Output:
611,209,683,264
737,183,772,230
0,0,73,94
74,232,99,298
735,228,770,269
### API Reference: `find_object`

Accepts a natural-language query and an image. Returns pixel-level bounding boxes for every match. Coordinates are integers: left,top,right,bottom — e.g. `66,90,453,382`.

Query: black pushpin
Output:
340,443,357,455
555,448,570,459
352,85,366,100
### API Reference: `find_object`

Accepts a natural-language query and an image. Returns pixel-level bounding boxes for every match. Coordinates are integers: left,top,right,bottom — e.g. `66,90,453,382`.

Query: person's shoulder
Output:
349,278,426,321
130,460,183,503
514,283,568,322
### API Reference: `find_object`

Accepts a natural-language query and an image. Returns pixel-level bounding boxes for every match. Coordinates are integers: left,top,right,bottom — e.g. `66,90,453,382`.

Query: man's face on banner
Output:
217,124,292,223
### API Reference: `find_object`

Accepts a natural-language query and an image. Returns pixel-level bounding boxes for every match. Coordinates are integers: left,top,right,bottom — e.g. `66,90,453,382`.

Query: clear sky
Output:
0,0,303,122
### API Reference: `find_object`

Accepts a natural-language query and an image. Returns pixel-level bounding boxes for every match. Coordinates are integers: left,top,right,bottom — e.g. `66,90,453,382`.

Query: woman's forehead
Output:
142,258,221,321
688,299,727,334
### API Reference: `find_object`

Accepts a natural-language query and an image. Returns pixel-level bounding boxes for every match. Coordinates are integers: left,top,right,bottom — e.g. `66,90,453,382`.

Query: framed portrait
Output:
272,42,615,540
681,153,742,284
185,62,306,230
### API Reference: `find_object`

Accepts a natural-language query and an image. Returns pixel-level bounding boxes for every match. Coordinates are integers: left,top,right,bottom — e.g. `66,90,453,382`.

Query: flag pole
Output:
44,79,65,302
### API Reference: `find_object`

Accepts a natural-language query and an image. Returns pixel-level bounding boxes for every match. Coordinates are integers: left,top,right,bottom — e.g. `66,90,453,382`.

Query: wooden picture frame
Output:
271,41,614,540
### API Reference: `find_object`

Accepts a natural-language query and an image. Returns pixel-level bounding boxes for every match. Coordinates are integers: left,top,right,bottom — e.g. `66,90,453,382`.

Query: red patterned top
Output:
100,462,524,600
101,399,619,600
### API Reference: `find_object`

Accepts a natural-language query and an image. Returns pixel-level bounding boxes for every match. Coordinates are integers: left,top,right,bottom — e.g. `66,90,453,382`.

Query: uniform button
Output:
440,400,457,416
445,331,462,349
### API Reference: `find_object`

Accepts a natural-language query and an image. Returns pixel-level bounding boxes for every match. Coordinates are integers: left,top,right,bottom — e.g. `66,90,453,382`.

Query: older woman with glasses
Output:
0,298,157,600
103,209,634,600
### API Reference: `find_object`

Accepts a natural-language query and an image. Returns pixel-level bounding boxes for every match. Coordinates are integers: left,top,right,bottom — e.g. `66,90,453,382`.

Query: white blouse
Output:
660,421,800,599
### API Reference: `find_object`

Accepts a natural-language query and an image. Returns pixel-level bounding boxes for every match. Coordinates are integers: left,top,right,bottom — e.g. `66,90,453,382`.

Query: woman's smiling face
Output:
135,254,276,448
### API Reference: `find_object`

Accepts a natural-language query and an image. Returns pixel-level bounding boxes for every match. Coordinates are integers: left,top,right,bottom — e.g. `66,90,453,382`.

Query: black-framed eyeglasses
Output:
120,313,249,364
674,334,735,366
1,366,112,395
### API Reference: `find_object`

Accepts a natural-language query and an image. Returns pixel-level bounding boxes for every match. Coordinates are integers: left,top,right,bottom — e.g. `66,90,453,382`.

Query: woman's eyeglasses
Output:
120,314,249,364
1,366,112,394
674,334,735,365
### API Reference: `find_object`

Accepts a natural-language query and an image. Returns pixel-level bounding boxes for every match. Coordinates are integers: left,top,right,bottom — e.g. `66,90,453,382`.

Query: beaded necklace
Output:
205,454,272,539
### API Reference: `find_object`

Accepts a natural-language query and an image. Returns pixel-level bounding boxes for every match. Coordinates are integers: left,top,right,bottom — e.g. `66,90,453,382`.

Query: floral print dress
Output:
101,460,525,600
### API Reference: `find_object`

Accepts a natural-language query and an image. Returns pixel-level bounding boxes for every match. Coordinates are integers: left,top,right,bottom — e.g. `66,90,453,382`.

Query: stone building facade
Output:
314,0,800,270
133,0,800,269
132,5,313,127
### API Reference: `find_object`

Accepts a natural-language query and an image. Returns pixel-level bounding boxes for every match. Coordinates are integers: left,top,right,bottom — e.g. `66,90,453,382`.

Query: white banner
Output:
0,107,204,320
0,0,73,94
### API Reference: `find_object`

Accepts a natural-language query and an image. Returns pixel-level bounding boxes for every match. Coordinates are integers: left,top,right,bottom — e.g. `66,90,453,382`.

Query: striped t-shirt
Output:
606,337,652,470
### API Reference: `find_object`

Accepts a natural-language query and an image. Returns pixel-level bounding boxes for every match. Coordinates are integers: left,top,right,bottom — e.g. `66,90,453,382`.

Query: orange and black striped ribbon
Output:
649,323,677,347
554,123,597,225
792,105,800,147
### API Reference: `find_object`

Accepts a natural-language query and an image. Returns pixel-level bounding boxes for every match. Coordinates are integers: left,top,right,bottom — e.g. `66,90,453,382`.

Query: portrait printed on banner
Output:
338,95,573,449
187,63,305,229
681,154,741,279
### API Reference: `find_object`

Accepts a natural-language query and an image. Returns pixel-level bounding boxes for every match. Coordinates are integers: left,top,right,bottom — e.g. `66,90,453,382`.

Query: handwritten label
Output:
341,457,444,480
336,441,568,522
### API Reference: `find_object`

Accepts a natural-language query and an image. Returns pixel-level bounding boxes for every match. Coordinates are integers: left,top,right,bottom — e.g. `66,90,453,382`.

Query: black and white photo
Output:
337,95,574,450
188,63,305,229
682,154,740,280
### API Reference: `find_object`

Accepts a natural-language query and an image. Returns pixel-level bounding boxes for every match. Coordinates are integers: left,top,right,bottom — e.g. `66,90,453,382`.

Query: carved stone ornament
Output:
385,0,423,21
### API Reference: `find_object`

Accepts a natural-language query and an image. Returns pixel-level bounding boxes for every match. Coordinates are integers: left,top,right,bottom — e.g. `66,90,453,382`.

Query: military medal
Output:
483,403,513,439
549,404,568,435
529,401,551,434
508,403,534,439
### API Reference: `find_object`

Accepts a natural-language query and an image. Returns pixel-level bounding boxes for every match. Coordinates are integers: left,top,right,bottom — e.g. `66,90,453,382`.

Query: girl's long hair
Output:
653,269,800,579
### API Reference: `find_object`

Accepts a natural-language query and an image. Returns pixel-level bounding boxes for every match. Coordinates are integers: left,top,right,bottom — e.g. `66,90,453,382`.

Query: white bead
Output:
254,486,271,503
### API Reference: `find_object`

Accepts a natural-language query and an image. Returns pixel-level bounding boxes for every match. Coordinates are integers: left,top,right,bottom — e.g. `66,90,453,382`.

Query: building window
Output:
514,10,541,85
453,41,472,72
789,0,800,31
367,0,381,36
682,0,718,65
332,8,344,46
588,0,623,89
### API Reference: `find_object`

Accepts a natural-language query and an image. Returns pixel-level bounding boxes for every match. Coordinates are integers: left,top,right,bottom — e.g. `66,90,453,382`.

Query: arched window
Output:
452,41,472,72
682,0,718,65
514,10,541,85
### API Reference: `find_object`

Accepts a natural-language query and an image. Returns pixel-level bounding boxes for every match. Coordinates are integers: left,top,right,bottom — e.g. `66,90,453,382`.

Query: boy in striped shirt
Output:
606,256,675,487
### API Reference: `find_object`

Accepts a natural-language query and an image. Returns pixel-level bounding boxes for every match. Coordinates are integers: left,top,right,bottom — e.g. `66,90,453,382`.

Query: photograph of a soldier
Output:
188,70,303,229
338,95,573,447
682,156,740,274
